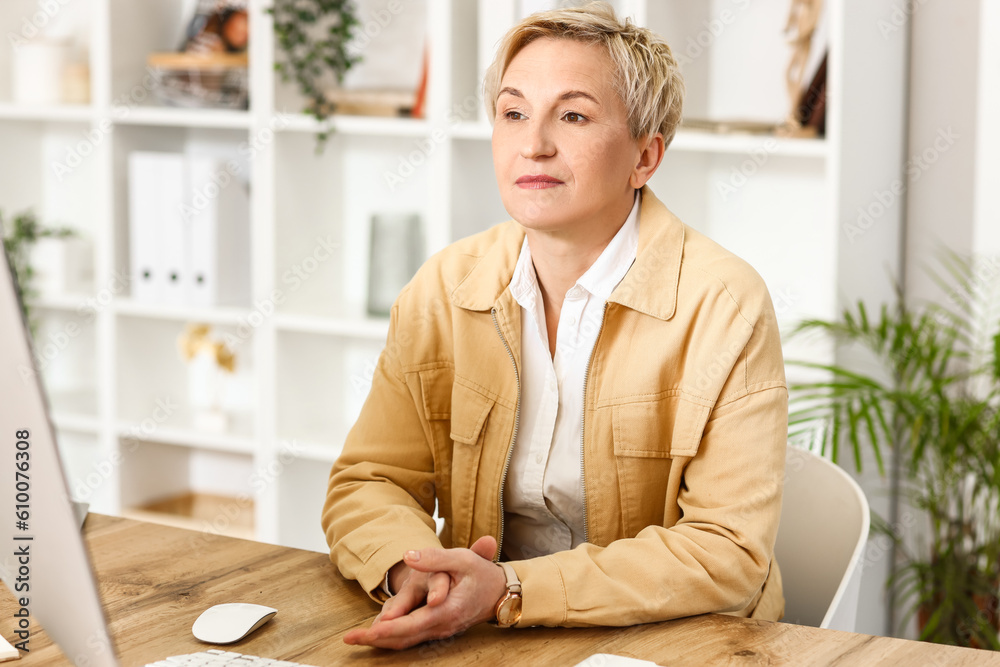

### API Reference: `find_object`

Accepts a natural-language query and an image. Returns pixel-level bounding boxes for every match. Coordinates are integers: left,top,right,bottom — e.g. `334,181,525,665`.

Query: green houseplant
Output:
267,0,361,151
788,252,1000,649
0,209,77,339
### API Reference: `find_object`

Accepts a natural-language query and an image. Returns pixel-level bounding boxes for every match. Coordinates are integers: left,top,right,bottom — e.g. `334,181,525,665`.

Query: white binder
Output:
184,156,250,308
128,152,170,304
158,154,188,307
128,152,250,308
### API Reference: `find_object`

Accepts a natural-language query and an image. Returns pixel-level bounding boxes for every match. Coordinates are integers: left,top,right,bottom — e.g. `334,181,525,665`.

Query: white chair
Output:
773,444,871,632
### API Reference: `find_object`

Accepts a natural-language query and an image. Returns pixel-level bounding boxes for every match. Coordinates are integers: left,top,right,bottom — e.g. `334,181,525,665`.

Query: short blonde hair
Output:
483,1,685,147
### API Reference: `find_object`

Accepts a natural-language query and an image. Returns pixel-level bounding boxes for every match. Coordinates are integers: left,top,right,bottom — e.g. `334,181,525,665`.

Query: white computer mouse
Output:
192,603,278,644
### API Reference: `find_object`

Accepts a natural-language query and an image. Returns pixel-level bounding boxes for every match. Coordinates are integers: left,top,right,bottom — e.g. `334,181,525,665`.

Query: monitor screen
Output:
0,241,119,667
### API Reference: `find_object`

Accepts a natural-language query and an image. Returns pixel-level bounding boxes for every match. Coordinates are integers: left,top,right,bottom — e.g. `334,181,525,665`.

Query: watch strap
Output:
498,561,521,594
383,569,394,596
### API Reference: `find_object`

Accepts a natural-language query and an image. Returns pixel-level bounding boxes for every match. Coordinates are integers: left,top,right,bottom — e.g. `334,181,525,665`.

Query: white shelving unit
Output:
0,0,906,554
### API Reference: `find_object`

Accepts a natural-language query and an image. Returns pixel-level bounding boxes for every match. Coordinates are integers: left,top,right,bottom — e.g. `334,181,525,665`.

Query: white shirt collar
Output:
509,238,539,310
576,190,640,302
509,190,641,305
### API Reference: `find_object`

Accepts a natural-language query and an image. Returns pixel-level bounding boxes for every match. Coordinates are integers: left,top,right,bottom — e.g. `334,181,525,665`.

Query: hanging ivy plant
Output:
267,0,361,152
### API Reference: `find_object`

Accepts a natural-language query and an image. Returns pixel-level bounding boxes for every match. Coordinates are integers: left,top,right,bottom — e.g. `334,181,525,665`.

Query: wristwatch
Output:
493,562,522,628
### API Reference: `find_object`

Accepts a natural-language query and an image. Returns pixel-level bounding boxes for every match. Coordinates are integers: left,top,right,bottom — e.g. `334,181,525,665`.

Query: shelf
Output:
277,112,430,137
113,105,252,129
451,121,493,140
47,387,97,420
115,420,256,455
275,312,390,341
34,292,96,312
0,103,95,123
450,122,827,158
52,412,103,435
48,386,101,433
670,129,828,158
122,491,255,540
114,298,254,326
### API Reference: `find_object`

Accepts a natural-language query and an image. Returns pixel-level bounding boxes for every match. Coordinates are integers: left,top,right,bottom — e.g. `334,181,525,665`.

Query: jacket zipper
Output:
580,302,610,545
491,307,521,561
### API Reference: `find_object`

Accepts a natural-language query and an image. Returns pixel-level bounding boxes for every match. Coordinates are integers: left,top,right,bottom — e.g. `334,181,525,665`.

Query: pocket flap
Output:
612,396,710,458
420,367,454,421
449,381,495,445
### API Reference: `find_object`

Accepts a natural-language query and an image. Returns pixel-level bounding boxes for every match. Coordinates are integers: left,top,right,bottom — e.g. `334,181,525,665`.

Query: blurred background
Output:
0,0,995,647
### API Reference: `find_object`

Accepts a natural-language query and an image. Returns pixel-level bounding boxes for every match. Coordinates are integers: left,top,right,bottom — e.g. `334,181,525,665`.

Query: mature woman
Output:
323,2,787,649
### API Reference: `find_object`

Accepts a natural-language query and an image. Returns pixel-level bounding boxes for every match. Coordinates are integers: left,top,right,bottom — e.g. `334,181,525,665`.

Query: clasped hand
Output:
343,535,507,650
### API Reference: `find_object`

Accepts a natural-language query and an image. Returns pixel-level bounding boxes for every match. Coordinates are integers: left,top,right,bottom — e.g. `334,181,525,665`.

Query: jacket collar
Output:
450,185,683,321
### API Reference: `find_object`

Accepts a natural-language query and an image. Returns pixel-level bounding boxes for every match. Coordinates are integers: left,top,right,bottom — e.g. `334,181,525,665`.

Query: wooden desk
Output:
1,514,997,666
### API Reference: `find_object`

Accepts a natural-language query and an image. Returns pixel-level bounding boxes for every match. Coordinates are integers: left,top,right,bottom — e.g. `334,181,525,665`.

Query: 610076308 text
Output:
13,428,32,652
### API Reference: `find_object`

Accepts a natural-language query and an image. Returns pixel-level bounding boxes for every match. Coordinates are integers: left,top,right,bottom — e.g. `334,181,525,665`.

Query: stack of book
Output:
147,0,250,109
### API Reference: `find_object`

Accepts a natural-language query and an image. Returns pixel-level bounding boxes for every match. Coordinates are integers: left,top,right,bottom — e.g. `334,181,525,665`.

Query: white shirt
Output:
502,191,641,560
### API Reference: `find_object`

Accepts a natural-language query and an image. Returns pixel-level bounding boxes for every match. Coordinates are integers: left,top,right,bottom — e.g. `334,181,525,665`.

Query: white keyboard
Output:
145,649,320,666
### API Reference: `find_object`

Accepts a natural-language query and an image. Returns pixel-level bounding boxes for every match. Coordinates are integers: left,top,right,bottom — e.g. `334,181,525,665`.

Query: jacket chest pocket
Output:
447,381,496,547
611,395,711,534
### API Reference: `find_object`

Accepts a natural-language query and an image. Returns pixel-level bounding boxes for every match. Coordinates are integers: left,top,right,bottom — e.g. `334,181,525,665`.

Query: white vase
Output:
31,237,93,296
12,38,69,105
187,350,230,433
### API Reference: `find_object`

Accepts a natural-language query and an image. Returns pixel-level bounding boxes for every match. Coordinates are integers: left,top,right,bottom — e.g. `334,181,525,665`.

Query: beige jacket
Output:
322,186,787,627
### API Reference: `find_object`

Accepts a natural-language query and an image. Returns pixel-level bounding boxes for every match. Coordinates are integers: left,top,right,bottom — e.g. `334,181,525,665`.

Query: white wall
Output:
973,0,1000,256
904,0,981,302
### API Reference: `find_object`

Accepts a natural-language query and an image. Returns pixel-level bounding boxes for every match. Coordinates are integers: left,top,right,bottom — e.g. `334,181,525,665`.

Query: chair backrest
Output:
773,445,871,632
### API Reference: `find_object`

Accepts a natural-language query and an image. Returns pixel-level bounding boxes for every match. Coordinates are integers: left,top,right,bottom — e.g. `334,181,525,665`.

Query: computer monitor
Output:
0,241,119,666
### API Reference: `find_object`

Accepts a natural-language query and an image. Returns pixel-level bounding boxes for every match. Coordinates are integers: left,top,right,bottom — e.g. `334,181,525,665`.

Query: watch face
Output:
497,595,523,626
